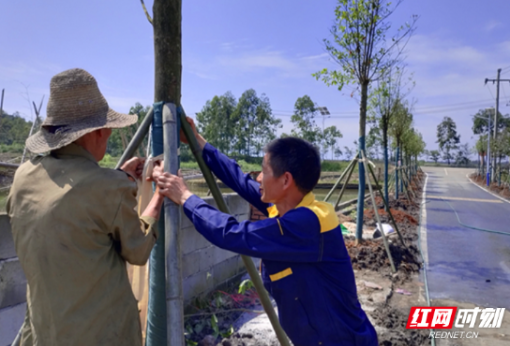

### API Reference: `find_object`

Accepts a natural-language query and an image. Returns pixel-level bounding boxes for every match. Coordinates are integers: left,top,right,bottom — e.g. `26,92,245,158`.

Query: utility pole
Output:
484,69,510,181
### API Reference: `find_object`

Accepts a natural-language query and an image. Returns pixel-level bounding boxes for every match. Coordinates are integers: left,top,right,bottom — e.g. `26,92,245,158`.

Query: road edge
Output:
465,173,510,205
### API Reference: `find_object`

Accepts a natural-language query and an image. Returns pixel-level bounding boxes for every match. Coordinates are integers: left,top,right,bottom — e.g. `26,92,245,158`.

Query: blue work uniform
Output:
183,143,378,346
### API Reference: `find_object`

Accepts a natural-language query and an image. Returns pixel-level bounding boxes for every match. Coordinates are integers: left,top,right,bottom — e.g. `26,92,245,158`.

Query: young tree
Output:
437,116,460,165
429,150,440,164
313,0,417,241
402,128,425,173
370,66,413,202
389,99,412,198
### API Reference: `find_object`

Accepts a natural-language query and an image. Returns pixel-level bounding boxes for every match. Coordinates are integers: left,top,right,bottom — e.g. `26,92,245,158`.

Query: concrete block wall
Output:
0,214,27,346
181,193,254,303
0,193,254,345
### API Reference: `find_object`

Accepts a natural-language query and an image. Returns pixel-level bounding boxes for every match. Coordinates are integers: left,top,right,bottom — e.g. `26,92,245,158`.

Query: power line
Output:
501,65,510,72
413,103,493,115
486,84,496,100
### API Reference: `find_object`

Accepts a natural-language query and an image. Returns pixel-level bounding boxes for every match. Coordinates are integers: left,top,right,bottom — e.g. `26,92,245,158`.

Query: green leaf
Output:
238,279,254,294
221,325,235,338
211,314,219,335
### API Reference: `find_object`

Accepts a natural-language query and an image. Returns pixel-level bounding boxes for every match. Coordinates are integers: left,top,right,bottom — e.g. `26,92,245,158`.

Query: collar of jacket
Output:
51,143,99,165
267,192,315,218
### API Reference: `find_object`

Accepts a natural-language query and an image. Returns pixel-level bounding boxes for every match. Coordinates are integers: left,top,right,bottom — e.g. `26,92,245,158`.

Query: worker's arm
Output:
201,143,270,214
110,179,163,266
180,117,270,215
156,172,320,260
181,194,322,261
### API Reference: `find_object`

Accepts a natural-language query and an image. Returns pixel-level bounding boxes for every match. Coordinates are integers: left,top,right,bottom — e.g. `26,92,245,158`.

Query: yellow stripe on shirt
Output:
269,267,293,282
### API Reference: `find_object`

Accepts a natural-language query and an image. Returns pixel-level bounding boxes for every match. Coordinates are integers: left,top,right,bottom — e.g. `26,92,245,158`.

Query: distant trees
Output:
323,126,343,159
455,143,471,166
436,116,460,165
0,111,34,153
429,150,440,164
107,103,151,157
288,95,343,159
196,89,281,158
196,92,237,155
290,95,322,146
471,108,510,179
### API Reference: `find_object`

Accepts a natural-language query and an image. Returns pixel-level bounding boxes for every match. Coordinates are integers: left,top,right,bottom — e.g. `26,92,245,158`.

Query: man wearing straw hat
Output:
7,68,164,346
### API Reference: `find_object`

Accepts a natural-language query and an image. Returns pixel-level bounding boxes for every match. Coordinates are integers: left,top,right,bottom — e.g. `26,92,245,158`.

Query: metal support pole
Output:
487,116,491,186
0,162,19,169
115,107,154,169
162,103,184,345
323,157,357,202
334,155,358,211
493,69,501,183
179,108,291,346
367,163,406,248
146,102,167,346
11,326,22,346
361,151,396,273
399,167,415,201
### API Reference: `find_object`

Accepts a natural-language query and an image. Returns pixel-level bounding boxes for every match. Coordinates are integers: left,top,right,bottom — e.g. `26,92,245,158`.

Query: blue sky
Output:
2,0,510,157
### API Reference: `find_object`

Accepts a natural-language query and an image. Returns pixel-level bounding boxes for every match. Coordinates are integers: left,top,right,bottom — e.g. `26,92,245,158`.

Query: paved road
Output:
422,166,510,309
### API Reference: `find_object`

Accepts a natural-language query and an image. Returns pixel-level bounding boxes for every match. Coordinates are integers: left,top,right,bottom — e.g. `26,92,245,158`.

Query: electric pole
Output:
484,69,510,181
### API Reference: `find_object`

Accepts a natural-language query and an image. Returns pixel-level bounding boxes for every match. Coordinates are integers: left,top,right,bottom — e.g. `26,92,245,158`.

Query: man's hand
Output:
156,171,194,205
147,160,164,182
120,157,145,180
180,117,207,149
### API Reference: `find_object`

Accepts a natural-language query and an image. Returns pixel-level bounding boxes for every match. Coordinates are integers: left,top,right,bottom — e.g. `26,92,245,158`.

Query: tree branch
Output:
140,0,153,25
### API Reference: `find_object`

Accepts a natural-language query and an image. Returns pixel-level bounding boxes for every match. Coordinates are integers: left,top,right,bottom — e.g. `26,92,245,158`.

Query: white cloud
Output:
406,35,486,66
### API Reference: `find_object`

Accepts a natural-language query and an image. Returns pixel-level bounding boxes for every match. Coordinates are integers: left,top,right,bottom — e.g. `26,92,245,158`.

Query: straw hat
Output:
26,68,137,153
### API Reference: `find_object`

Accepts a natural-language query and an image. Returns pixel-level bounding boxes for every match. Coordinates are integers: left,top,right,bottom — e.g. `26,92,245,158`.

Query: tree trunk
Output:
154,0,182,104
355,81,369,242
148,1,183,345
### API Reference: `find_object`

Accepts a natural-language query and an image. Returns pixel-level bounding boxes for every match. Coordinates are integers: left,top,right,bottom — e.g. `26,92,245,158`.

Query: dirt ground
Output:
471,173,510,200
184,171,431,346
343,172,430,345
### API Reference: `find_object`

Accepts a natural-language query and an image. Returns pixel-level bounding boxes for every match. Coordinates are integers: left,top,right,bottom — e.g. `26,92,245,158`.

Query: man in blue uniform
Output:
156,118,378,345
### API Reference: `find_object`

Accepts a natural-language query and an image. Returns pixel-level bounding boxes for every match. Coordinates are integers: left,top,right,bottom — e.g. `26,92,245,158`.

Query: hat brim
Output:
26,109,137,154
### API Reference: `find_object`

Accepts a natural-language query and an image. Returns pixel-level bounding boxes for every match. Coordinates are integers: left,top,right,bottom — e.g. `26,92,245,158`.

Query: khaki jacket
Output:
7,144,157,346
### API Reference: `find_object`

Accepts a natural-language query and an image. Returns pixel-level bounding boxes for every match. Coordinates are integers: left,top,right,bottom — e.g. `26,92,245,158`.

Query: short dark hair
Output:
264,137,321,194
